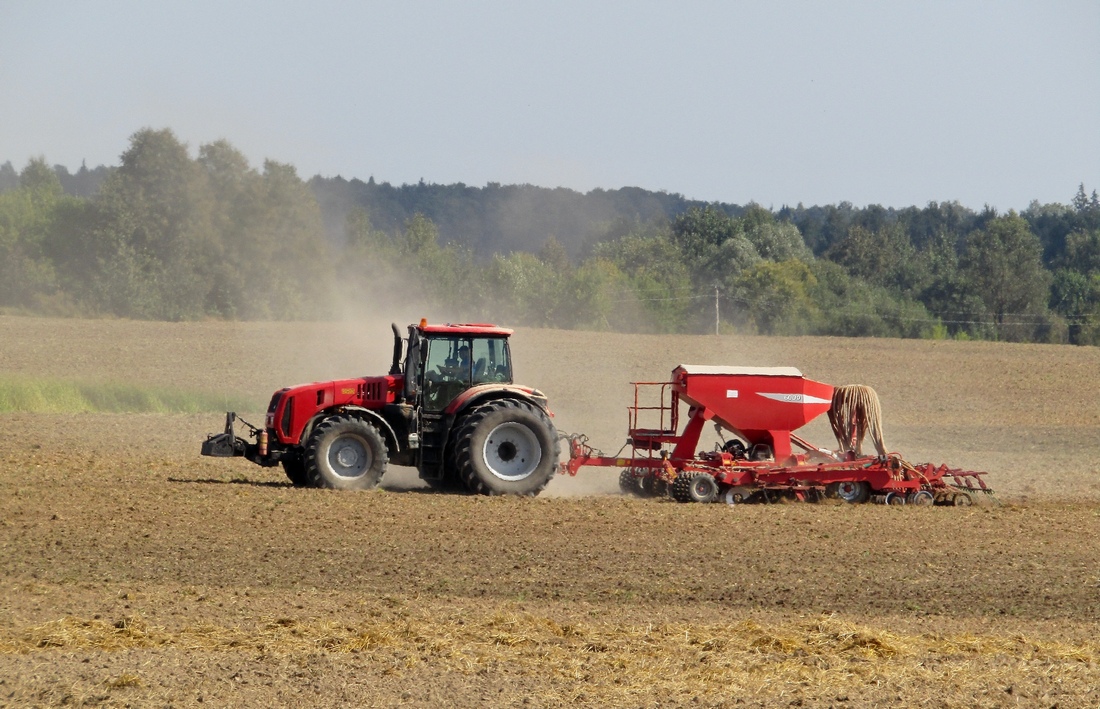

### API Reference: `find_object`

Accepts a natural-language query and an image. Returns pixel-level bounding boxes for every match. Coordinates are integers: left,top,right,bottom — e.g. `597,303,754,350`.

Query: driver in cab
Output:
437,344,471,381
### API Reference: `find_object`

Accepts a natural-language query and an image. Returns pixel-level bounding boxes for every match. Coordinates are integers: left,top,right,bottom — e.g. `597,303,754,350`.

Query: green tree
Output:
0,158,82,311
826,223,918,291
1058,228,1100,275
195,139,258,317
89,128,215,318
670,206,760,290
566,257,631,331
911,232,990,338
959,213,1052,341
809,260,937,339
592,228,694,332
537,236,571,273
242,159,332,318
1050,269,1100,345
740,203,810,262
483,251,564,327
731,259,819,335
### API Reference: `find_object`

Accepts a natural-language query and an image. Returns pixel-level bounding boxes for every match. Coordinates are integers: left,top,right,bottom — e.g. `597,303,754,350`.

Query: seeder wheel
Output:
618,469,639,496
828,481,870,504
688,474,718,503
907,490,934,506
672,473,718,503
724,486,751,505
641,476,668,498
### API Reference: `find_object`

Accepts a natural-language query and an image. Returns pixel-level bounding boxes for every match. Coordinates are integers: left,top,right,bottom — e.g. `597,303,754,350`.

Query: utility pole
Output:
714,285,720,336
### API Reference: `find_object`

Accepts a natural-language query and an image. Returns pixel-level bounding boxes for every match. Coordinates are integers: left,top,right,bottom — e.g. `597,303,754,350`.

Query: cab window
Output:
422,337,467,410
471,337,511,384
421,336,511,410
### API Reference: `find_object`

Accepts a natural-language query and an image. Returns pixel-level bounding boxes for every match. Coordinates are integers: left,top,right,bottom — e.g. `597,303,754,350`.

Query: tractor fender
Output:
444,384,551,418
299,406,401,458
437,386,553,464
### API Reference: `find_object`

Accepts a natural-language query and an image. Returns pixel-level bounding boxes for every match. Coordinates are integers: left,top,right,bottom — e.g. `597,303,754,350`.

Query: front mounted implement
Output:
201,412,272,466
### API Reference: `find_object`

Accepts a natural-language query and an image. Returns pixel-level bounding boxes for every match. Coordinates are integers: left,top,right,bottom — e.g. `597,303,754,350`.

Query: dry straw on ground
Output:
4,608,1098,706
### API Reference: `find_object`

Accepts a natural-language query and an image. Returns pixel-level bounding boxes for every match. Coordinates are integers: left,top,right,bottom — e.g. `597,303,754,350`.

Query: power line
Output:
597,286,1097,326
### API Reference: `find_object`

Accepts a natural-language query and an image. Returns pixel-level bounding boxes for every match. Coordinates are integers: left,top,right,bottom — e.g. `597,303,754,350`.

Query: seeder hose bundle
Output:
828,385,887,457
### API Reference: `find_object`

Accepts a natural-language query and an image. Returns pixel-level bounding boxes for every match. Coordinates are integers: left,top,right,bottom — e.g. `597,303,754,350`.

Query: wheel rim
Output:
835,481,868,503
327,434,372,479
482,421,542,481
910,490,934,506
690,475,716,502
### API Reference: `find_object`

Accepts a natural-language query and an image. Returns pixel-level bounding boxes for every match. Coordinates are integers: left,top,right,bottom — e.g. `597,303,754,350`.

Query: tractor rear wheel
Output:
281,450,309,487
305,415,388,490
453,399,559,496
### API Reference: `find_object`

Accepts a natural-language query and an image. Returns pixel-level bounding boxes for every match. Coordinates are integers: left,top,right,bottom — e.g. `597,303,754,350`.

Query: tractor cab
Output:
400,321,515,412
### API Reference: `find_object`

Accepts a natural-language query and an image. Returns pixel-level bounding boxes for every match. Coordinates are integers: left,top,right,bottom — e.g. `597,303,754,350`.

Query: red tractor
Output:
201,321,560,496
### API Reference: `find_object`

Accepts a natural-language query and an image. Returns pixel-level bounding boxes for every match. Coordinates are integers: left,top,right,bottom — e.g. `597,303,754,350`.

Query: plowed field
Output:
2,315,1100,707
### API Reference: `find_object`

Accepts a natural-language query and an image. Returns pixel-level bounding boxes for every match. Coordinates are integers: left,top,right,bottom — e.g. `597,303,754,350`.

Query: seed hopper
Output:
561,365,993,505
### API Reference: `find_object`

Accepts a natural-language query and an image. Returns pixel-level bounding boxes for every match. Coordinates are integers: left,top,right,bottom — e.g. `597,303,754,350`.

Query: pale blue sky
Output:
2,1,1097,210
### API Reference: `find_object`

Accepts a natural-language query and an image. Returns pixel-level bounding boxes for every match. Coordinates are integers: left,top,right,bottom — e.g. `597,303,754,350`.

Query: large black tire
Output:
452,399,560,496
305,415,388,490
281,449,309,487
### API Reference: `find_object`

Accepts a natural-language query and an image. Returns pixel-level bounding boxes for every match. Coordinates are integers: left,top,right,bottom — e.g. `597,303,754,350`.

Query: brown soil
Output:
2,315,1100,707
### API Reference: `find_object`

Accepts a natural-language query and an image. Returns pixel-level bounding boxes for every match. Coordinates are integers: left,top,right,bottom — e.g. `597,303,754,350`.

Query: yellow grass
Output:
3,610,1097,705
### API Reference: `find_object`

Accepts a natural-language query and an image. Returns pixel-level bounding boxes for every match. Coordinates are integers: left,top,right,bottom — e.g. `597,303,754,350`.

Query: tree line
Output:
2,128,1099,344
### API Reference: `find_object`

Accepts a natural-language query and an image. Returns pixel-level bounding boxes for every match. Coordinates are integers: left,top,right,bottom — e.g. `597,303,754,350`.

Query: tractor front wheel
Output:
305,416,388,490
453,399,559,496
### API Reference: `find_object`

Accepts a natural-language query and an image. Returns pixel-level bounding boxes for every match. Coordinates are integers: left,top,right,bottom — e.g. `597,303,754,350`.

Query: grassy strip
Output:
0,377,255,414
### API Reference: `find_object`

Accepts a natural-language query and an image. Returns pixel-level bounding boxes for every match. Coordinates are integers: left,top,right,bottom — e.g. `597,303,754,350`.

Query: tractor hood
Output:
266,375,402,443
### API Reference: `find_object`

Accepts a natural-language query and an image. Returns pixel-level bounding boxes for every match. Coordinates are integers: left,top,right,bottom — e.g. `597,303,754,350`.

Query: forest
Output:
2,128,1099,344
